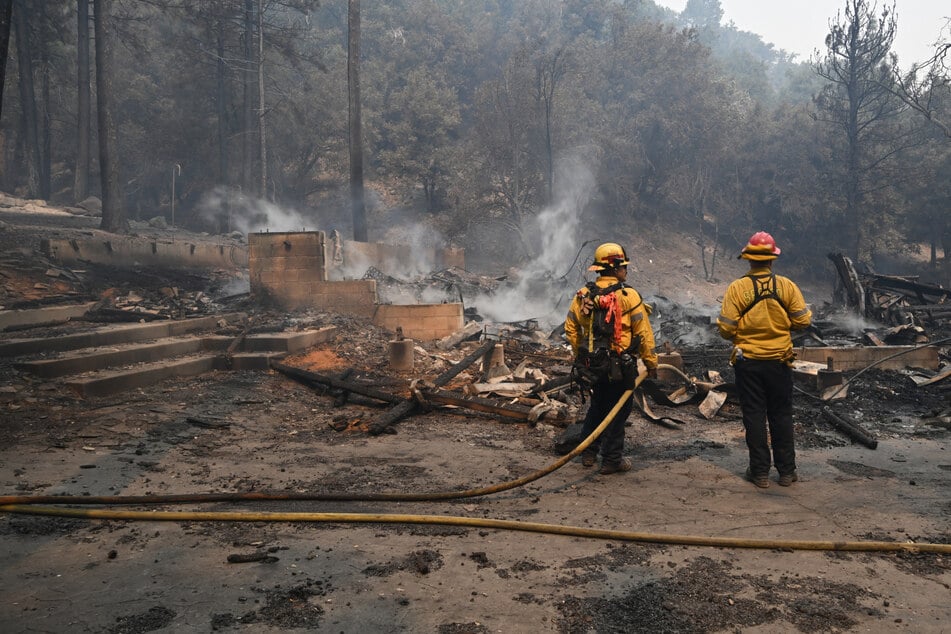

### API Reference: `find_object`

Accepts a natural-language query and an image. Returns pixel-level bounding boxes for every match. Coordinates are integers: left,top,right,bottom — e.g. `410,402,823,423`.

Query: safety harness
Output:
738,272,787,319
572,282,643,390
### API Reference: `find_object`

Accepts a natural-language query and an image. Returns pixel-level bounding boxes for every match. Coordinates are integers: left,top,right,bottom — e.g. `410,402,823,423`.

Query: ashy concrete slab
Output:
65,355,219,398
0,314,245,358
0,302,97,331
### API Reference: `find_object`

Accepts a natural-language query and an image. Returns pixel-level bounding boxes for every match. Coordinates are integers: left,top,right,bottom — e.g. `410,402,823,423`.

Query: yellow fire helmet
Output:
589,242,630,271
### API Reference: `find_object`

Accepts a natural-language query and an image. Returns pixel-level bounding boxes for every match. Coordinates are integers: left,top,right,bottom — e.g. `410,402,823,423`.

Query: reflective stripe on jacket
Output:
717,266,812,361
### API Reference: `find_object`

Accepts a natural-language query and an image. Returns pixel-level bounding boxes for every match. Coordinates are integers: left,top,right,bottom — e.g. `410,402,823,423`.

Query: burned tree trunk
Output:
0,0,11,121
828,252,865,316
348,0,367,242
93,0,126,233
73,0,91,202
13,0,42,198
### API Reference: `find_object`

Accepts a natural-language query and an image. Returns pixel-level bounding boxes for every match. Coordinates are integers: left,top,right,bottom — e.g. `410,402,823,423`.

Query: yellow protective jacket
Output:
564,276,658,369
717,266,812,362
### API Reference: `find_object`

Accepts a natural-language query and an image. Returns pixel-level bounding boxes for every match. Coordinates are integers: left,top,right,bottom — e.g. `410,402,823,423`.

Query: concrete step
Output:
0,302,98,331
11,323,337,398
14,336,228,378
0,313,246,358
239,326,338,352
63,352,290,398
65,354,220,398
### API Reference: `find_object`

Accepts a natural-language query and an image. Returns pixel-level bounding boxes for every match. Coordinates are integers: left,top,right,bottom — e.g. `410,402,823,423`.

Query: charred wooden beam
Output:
368,339,497,435
898,305,951,313
865,274,951,301
821,406,878,449
531,375,574,394
418,388,541,422
271,362,403,405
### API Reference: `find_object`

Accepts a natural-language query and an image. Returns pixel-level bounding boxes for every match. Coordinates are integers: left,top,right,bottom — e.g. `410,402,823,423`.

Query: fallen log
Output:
418,388,557,423
821,406,878,449
368,339,497,435
271,362,403,405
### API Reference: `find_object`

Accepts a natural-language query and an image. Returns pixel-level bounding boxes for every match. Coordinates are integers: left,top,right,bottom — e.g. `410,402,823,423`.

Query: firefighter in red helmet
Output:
717,232,812,488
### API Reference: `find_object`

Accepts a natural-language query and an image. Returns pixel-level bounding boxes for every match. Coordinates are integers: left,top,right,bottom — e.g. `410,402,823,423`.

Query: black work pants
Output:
580,378,634,466
734,358,796,476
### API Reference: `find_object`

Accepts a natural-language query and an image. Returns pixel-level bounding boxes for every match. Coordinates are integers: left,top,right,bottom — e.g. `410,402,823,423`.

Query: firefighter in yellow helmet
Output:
717,232,812,489
564,242,658,474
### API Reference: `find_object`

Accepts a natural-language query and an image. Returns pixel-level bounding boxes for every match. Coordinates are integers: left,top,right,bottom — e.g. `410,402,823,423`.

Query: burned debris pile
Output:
828,252,951,335
273,253,951,455
1,191,948,456
369,265,503,310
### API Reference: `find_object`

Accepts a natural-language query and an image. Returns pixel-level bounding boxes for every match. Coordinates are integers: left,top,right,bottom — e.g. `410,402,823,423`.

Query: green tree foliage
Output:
0,0,947,277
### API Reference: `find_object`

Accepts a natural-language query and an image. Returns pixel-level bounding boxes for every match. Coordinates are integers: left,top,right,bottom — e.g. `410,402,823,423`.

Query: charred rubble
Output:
0,211,948,454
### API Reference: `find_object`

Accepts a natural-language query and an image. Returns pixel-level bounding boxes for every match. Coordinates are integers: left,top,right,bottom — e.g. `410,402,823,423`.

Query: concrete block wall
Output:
249,231,327,280
42,234,248,269
249,231,461,335
373,303,464,341
249,232,378,314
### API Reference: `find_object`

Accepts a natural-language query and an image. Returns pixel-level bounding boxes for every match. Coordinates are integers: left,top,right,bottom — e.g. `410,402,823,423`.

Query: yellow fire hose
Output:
2,369,948,555
1,505,948,554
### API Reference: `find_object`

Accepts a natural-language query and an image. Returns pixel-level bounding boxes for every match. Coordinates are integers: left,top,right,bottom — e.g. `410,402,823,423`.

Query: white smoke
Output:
825,309,878,336
328,221,449,283
470,155,595,328
215,275,251,298
196,186,313,235
329,245,372,282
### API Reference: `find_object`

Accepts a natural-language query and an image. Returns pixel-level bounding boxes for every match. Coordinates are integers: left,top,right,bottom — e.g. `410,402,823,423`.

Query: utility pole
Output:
348,0,368,242
171,163,181,226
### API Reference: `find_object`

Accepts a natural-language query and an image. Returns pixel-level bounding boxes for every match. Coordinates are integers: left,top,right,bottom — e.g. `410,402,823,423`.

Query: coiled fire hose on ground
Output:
2,369,949,555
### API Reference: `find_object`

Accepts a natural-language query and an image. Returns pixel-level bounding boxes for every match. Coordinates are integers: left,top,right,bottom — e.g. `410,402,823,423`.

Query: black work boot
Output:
599,457,632,475
778,471,799,487
745,467,769,489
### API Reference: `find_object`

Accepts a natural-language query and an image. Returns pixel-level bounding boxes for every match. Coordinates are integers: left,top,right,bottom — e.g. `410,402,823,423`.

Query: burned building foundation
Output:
248,230,465,341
